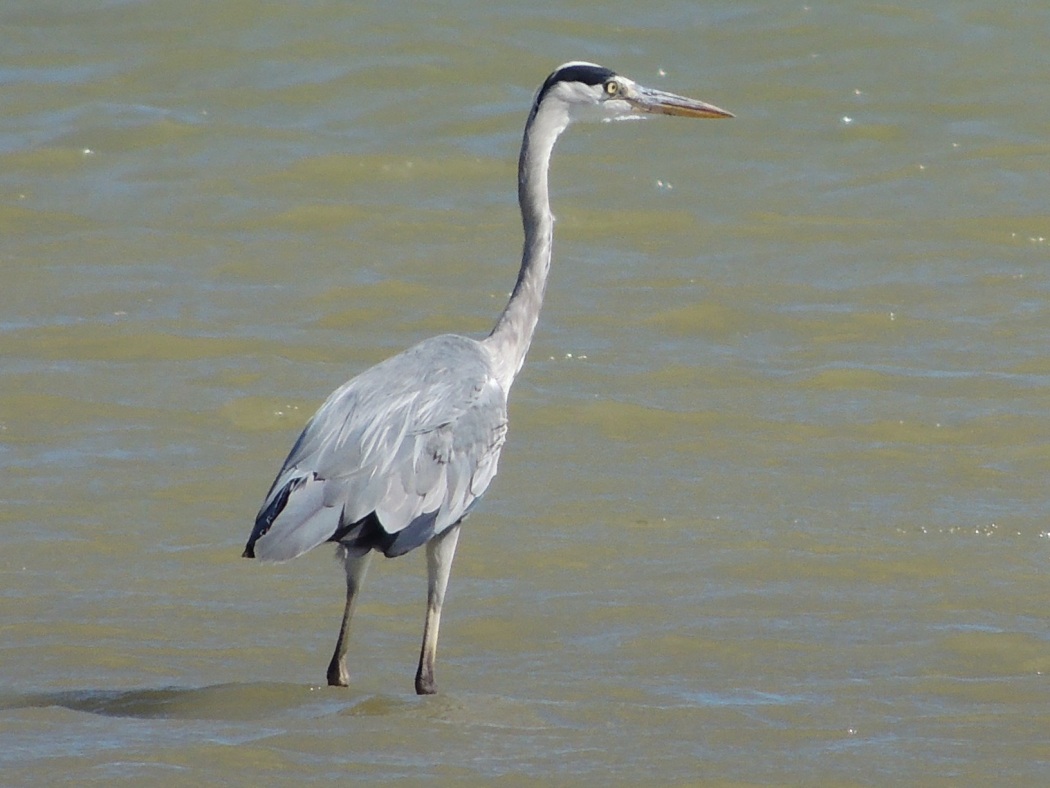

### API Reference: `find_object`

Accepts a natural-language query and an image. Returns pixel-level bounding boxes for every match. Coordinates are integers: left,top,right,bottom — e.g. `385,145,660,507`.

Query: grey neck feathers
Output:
484,98,570,391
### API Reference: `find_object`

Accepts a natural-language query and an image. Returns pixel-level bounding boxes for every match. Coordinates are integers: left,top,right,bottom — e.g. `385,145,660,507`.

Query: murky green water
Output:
4,1,1050,784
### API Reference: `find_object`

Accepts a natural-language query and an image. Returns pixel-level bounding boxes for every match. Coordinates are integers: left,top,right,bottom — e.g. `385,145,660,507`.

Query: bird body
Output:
245,333,506,561
243,61,731,694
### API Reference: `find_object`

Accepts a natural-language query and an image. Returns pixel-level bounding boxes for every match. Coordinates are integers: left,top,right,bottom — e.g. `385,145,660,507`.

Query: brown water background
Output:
3,1,1050,784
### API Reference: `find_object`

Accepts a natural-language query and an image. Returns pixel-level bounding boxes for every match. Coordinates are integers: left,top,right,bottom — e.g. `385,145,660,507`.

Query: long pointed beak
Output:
628,85,734,119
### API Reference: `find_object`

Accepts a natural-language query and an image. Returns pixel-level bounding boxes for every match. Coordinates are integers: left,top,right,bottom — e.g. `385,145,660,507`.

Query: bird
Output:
242,61,732,695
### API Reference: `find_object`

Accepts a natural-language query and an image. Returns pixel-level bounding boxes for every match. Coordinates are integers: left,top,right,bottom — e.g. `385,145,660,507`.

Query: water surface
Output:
3,1,1050,784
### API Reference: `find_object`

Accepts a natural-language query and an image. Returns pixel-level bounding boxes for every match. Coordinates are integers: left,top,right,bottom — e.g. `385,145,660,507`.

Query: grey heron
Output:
242,61,732,694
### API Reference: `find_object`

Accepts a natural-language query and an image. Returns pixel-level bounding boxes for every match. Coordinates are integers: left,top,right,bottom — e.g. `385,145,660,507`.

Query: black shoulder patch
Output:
537,63,617,102
243,475,304,558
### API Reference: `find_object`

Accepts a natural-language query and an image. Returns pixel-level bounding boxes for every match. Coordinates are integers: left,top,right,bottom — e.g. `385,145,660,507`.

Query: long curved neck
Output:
484,100,569,391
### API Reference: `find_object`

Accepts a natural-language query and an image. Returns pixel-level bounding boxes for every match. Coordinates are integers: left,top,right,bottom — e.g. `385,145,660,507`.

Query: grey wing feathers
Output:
246,335,508,562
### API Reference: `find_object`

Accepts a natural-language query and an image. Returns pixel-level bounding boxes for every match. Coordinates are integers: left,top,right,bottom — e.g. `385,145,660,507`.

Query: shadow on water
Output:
0,682,365,721
1,683,559,731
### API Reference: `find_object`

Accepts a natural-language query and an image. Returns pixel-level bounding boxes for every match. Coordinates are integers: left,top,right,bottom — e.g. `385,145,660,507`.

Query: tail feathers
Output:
376,509,441,557
324,509,441,558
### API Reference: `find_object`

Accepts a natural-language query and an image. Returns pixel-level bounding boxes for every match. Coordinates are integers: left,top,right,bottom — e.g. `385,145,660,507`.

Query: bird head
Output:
531,61,733,126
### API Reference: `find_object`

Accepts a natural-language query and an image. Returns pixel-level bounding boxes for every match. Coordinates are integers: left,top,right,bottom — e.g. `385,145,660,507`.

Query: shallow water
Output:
4,1,1050,784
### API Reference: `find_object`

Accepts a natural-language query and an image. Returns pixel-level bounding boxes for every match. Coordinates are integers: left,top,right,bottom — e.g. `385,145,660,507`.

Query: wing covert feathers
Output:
244,335,508,561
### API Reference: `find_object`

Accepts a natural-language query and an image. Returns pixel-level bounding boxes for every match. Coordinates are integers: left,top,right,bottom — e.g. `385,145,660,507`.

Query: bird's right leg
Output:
326,549,373,687
414,524,461,695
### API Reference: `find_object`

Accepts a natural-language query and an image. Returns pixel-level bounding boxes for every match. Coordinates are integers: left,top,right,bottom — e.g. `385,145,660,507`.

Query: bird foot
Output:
326,662,350,687
414,671,437,695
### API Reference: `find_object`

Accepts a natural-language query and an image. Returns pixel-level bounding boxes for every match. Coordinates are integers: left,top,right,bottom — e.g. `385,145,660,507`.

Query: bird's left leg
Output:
327,549,373,687
414,524,462,695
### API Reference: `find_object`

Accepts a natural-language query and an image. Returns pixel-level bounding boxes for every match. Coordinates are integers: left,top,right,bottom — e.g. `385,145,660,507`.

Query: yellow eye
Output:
604,80,619,96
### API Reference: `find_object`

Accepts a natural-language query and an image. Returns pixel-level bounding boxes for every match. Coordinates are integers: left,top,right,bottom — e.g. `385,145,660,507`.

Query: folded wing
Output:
244,335,508,561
